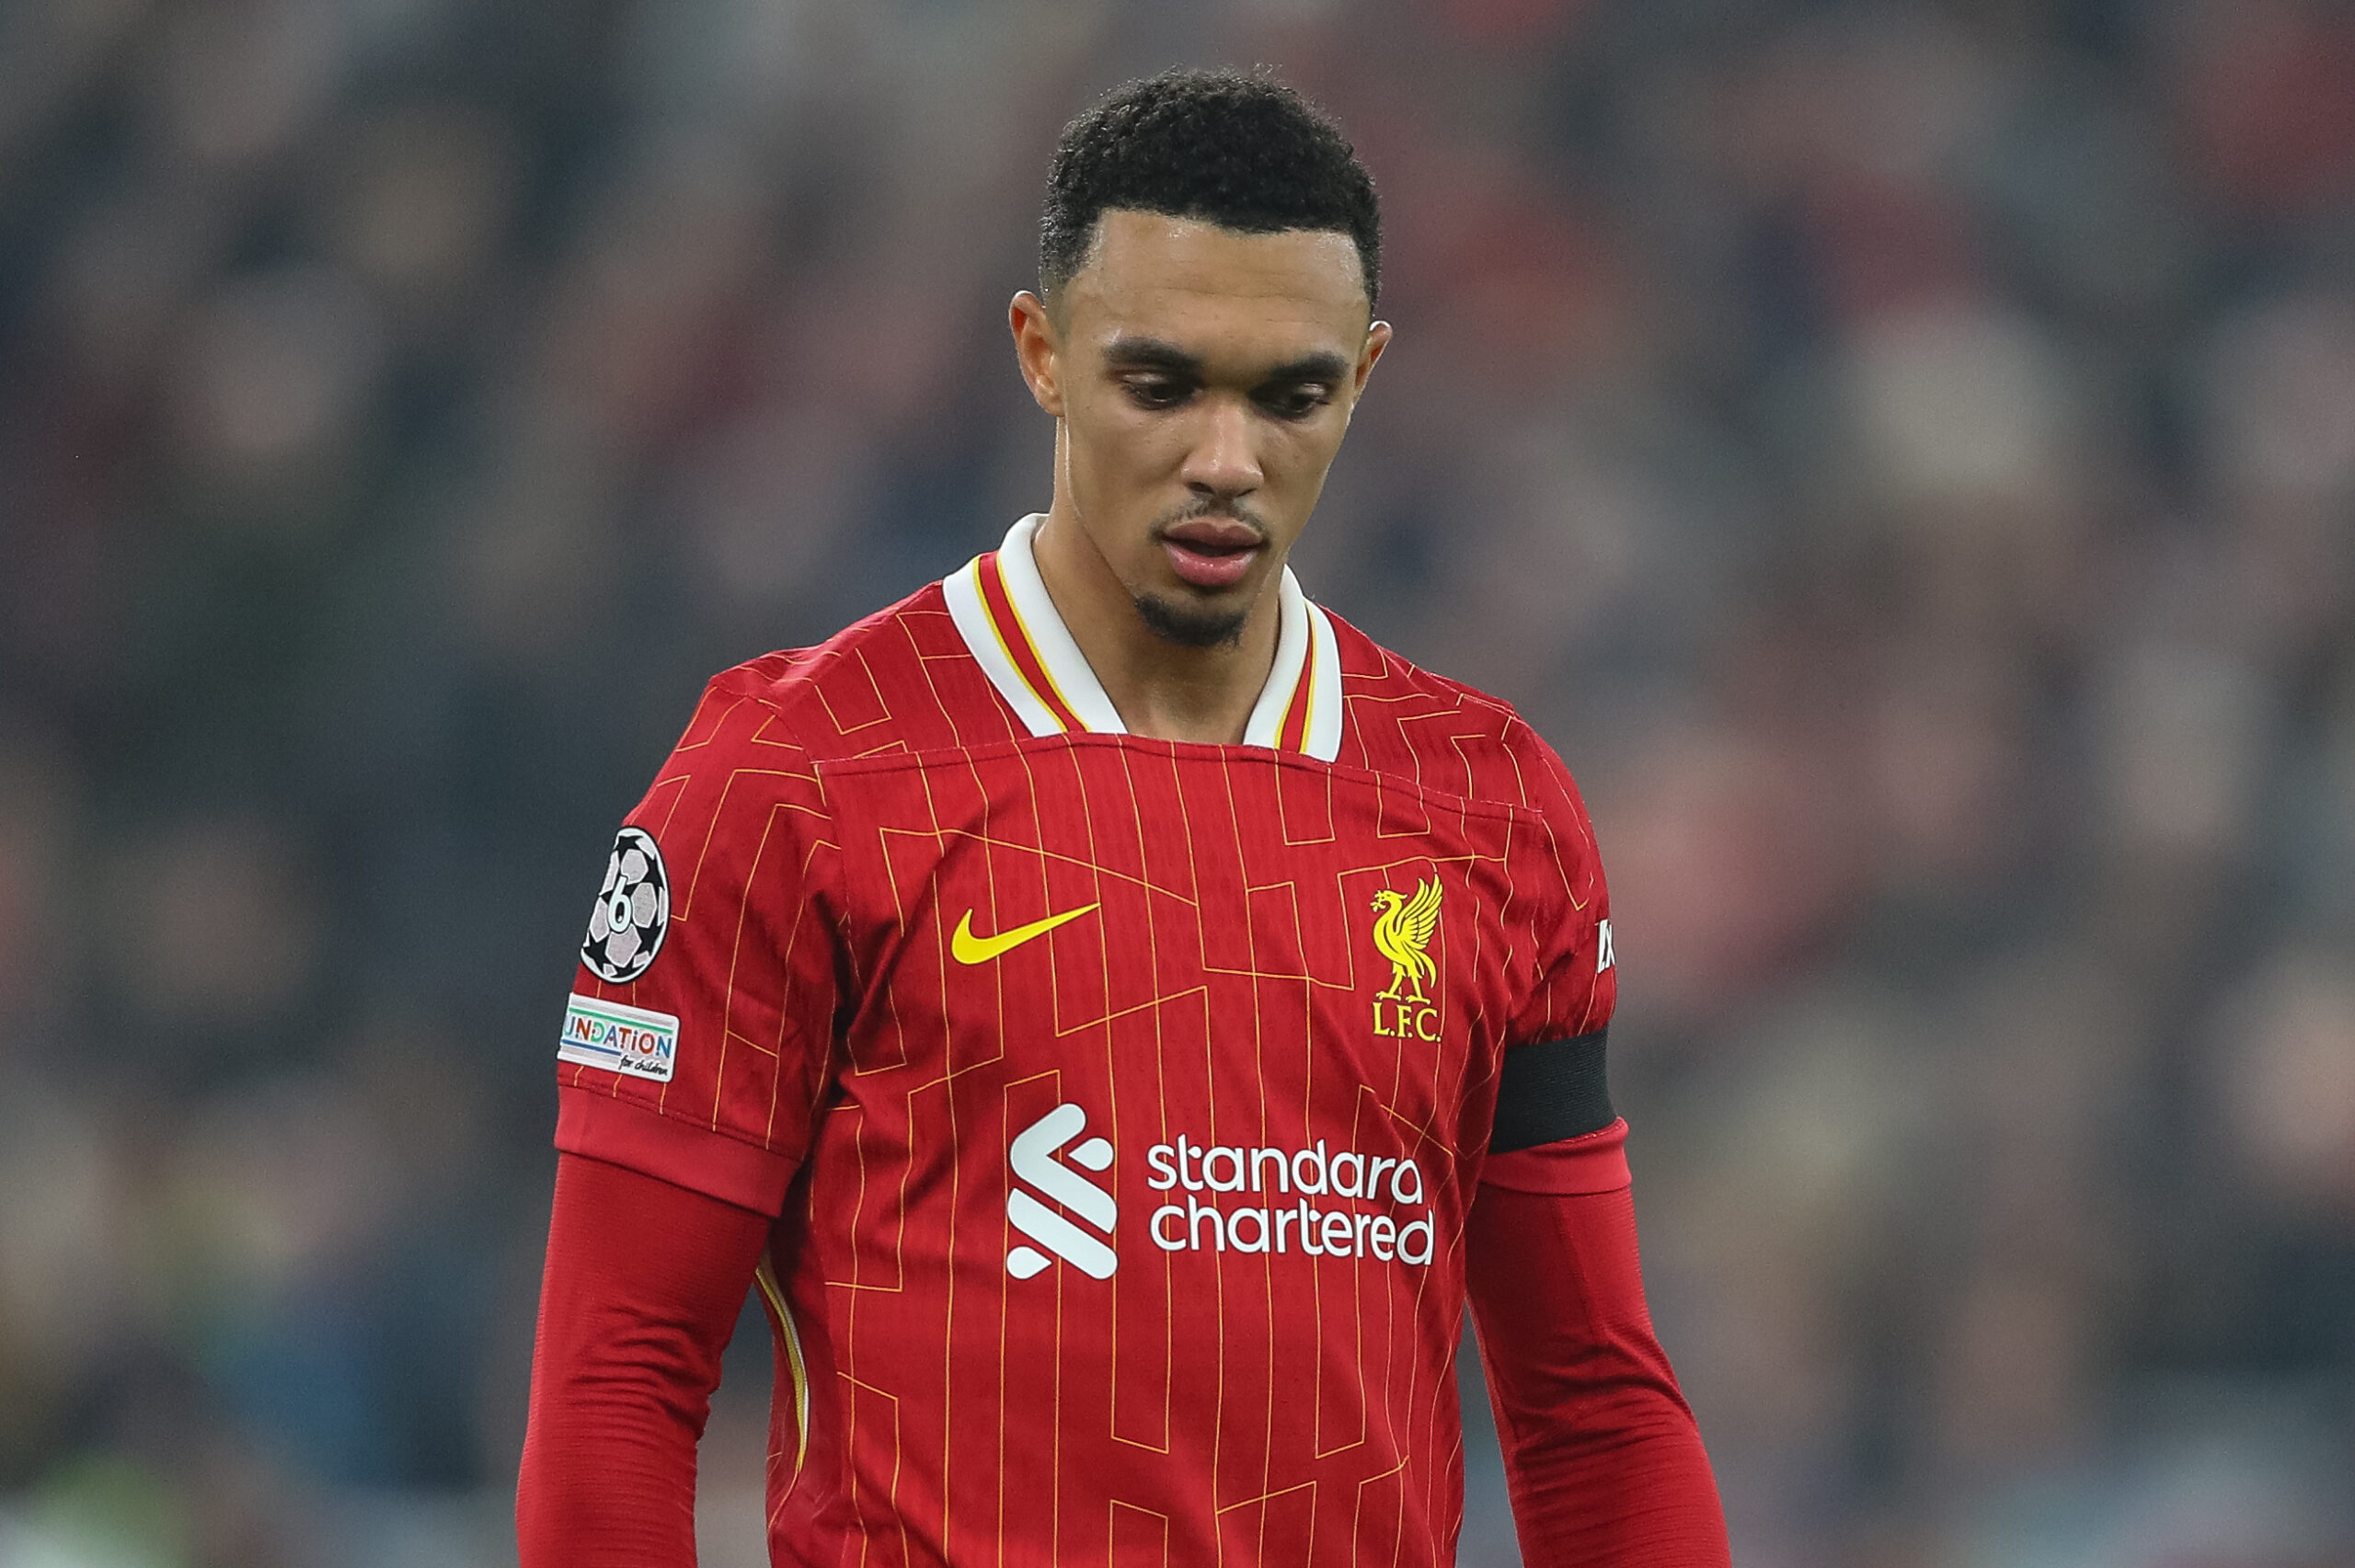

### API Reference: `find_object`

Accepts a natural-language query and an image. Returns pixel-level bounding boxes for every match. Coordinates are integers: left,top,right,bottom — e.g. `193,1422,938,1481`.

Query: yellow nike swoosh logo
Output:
950,903,1100,965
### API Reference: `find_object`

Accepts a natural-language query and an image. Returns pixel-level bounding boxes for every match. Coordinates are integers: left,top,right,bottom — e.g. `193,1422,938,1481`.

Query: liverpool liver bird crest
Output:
1371,878,1442,1003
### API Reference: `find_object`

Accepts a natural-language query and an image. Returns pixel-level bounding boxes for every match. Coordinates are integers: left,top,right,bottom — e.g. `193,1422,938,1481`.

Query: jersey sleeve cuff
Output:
1478,1117,1631,1195
556,1083,798,1217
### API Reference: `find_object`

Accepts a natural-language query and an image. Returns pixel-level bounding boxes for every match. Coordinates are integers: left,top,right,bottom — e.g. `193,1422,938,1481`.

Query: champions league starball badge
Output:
581,827,670,984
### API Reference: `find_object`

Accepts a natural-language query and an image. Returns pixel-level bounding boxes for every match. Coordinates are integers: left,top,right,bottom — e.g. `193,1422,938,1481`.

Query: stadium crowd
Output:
1,0,2349,1562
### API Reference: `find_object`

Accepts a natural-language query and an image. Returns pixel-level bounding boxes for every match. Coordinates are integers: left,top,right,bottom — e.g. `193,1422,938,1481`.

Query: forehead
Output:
1063,210,1369,358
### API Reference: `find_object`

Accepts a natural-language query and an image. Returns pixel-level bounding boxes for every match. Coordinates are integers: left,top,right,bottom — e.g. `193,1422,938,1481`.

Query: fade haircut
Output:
1040,67,1381,311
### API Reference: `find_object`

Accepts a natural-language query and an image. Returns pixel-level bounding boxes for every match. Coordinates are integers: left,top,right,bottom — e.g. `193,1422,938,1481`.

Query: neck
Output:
1028,500,1283,746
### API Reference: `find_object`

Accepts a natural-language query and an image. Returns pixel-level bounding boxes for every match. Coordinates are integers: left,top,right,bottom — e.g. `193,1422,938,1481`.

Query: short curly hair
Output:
1040,68,1381,308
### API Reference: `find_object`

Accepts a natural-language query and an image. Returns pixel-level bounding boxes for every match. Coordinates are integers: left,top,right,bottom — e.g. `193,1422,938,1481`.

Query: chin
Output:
1132,590,1250,649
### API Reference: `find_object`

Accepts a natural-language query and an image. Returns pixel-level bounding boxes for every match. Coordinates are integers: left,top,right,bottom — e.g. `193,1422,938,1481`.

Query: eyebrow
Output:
1102,337,1200,373
1101,337,1350,384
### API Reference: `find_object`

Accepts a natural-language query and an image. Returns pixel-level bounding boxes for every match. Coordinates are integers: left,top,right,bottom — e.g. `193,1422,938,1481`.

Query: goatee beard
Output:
1133,590,1250,649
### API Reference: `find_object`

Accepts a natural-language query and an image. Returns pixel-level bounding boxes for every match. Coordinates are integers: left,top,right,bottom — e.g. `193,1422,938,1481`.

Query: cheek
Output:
1068,395,1187,478
1263,422,1343,487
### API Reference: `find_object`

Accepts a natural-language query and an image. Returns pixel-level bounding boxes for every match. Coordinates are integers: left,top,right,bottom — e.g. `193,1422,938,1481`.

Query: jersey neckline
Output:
940,513,1344,761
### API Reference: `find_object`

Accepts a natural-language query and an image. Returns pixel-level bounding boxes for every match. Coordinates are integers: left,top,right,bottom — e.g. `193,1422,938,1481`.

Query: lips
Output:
1161,519,1263,590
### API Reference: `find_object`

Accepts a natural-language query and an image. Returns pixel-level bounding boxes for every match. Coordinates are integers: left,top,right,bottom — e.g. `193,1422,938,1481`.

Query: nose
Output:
1180,395,1261,505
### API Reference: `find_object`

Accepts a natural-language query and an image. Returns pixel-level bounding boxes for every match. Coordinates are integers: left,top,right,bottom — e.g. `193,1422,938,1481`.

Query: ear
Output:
1009,292,1065,418
1353,319,1394,398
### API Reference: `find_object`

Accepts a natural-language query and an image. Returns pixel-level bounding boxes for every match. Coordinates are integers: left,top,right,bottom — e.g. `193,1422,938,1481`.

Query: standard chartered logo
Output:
1144,1136,1435,1265
1005,1104,1437,1280
1005,1103,1118,1280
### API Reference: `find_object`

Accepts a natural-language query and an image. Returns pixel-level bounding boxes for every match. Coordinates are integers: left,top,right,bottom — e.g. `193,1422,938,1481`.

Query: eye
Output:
1123,376,1192,409
1258,384,1334,421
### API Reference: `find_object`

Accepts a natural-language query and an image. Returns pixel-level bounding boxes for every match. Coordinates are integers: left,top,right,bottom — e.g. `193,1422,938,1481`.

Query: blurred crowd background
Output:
3,0,2352,1563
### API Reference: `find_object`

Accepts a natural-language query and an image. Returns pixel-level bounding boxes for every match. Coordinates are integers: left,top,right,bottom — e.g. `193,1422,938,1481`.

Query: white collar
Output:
942,514,1342,761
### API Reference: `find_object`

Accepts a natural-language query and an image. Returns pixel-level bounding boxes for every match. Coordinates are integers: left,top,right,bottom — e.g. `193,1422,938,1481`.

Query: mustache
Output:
1153,497,1269,540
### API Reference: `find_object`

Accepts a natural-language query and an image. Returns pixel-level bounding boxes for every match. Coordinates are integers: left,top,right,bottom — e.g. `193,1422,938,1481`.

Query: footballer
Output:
517,68,1730,1567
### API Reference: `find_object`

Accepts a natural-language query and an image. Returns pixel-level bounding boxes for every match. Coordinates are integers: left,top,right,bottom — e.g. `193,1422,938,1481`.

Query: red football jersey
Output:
555,514,1616,1566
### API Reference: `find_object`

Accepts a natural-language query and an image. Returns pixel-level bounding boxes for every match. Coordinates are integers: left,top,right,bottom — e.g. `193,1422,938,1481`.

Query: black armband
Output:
1488,1027,1614,1152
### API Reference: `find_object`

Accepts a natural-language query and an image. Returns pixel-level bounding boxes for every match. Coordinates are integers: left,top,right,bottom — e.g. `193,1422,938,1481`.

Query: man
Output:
517,68,1729,1567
